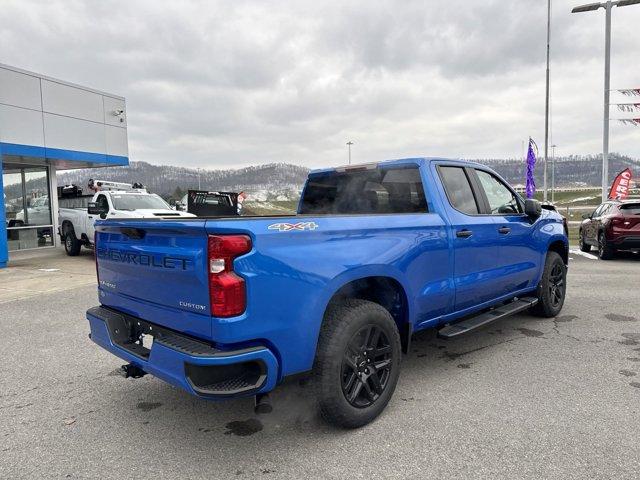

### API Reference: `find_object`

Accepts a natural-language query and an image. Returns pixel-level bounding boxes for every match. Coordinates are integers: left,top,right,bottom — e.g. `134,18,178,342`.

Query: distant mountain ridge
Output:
56,153,640,200
57,162,309,201
477,153,640,188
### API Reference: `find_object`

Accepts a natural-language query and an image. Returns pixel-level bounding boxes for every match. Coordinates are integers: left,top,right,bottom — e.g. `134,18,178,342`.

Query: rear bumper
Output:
611,235,640,249
87,305,279,398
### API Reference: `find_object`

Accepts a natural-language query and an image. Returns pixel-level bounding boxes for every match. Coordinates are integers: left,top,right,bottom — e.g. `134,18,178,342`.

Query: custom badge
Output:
268,222,318,232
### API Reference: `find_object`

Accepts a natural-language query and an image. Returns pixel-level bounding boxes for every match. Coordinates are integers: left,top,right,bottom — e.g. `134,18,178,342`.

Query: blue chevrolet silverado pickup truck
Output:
87,157,568,427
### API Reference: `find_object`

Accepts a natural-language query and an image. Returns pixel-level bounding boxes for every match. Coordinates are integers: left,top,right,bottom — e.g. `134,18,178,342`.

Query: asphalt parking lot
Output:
1,248,639,479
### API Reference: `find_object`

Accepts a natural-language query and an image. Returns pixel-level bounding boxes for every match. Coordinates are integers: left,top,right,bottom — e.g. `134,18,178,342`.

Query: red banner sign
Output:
608,168,633,200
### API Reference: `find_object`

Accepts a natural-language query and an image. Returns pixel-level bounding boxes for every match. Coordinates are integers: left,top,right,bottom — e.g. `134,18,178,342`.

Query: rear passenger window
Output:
438,167,479,215
299,166,427,215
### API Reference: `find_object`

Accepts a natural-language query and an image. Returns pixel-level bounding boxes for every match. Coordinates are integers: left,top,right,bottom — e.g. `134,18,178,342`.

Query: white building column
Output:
49,165,60,248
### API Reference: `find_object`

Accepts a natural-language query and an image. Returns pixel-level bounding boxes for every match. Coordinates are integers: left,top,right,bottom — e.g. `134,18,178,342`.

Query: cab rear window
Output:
299,166,427,215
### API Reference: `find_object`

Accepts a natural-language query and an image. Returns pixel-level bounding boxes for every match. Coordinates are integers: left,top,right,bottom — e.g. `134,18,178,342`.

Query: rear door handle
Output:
498,227,511,234
456,229,473,238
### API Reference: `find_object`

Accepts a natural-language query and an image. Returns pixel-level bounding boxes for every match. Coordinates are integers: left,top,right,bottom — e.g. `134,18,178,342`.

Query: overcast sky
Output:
2,0,640,169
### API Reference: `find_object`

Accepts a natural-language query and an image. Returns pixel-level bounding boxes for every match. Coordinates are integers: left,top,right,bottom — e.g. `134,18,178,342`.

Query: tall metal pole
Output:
551,144,557,202
571,0,640,200
543,0,551,203
346,141,353,165
602,1,612,201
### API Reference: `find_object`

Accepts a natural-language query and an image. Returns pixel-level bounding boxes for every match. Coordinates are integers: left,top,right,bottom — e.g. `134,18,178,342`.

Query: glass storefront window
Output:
3,170,23,227
23,168,52,226
3,163,54,251
7,227,53,250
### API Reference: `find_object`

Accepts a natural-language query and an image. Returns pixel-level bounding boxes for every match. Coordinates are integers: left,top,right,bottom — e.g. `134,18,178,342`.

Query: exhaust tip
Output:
254,393,272,415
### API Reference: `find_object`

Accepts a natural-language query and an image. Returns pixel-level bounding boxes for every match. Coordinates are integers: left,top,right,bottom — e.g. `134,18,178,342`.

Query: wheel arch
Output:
322,273,412,354
548,238,569,266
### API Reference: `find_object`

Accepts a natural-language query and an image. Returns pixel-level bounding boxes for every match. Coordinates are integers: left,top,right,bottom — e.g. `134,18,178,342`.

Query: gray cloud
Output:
1,0,639,169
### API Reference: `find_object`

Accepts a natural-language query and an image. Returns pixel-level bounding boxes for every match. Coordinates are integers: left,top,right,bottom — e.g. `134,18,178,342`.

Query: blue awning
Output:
0,142,128,170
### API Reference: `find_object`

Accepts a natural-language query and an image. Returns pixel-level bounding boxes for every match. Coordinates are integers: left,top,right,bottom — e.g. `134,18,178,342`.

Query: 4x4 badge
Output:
268,222,318,232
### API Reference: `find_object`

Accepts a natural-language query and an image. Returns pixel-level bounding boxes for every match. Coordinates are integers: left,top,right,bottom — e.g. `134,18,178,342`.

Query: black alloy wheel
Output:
530,251,566,317
598,232,614,260
341,325,393,408
314,298,402,428
548,262,565,309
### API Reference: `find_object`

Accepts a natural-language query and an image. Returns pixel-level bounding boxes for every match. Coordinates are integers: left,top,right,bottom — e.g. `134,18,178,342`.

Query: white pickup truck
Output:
58,181,195,256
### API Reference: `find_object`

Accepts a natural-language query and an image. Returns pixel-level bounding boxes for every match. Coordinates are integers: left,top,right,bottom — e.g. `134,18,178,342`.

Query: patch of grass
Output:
568,224,580,247
532,189,601,206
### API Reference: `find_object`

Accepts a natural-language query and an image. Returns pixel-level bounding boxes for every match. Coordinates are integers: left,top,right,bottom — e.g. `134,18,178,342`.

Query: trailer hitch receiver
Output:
120,363,147,379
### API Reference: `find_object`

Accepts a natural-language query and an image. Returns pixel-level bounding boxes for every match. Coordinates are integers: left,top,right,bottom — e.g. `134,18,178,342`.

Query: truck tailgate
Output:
95,220,211,336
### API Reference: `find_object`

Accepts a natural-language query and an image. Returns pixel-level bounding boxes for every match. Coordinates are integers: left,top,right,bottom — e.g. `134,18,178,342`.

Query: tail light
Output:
611,216,630,228
208,235,252,317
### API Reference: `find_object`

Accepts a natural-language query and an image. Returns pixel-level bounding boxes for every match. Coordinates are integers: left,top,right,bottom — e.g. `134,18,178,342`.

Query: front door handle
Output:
498,227,511,234
456,229,473,238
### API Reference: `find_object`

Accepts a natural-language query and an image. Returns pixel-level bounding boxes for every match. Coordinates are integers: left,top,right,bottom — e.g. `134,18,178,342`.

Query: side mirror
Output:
581,213,591,220
88,202,107,216
524,199,542,219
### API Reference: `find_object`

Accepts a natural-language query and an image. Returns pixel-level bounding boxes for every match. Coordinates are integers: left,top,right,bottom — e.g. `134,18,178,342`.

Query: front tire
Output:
578,230,591,253
63,227,82,256
314,299,402,428
530,251,567,318
597,232,615,260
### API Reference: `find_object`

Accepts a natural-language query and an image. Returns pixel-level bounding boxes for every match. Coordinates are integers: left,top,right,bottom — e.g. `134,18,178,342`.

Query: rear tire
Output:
530,251,566,318
313,299,402,428
578,230,591,253
597,232,615,260
63,227,82,256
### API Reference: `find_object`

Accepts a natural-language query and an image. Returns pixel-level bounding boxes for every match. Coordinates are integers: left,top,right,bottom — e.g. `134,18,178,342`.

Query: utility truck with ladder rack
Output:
58,179,195,256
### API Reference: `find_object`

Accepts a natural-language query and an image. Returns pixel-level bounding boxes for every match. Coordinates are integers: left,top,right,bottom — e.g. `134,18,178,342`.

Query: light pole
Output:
543,0,551,203
571,0,640,202
551,144,557,202
346,141,354,165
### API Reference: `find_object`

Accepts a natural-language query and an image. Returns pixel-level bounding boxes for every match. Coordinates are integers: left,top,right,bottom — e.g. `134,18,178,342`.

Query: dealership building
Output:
0,64,129,268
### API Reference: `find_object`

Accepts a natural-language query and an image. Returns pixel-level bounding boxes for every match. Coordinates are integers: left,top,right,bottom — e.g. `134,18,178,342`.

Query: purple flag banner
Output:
525,138,537,199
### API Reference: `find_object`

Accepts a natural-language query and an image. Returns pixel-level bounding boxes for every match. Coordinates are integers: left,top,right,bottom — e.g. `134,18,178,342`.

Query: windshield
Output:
111,194,171,211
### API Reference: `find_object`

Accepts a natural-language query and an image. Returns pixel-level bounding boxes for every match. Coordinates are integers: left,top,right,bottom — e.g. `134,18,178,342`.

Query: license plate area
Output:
92,305,224,359
104,312,159,360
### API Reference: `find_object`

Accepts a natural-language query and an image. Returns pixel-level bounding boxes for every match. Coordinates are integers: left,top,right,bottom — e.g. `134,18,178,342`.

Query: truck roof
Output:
309,157,486,176
101,190,153,195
